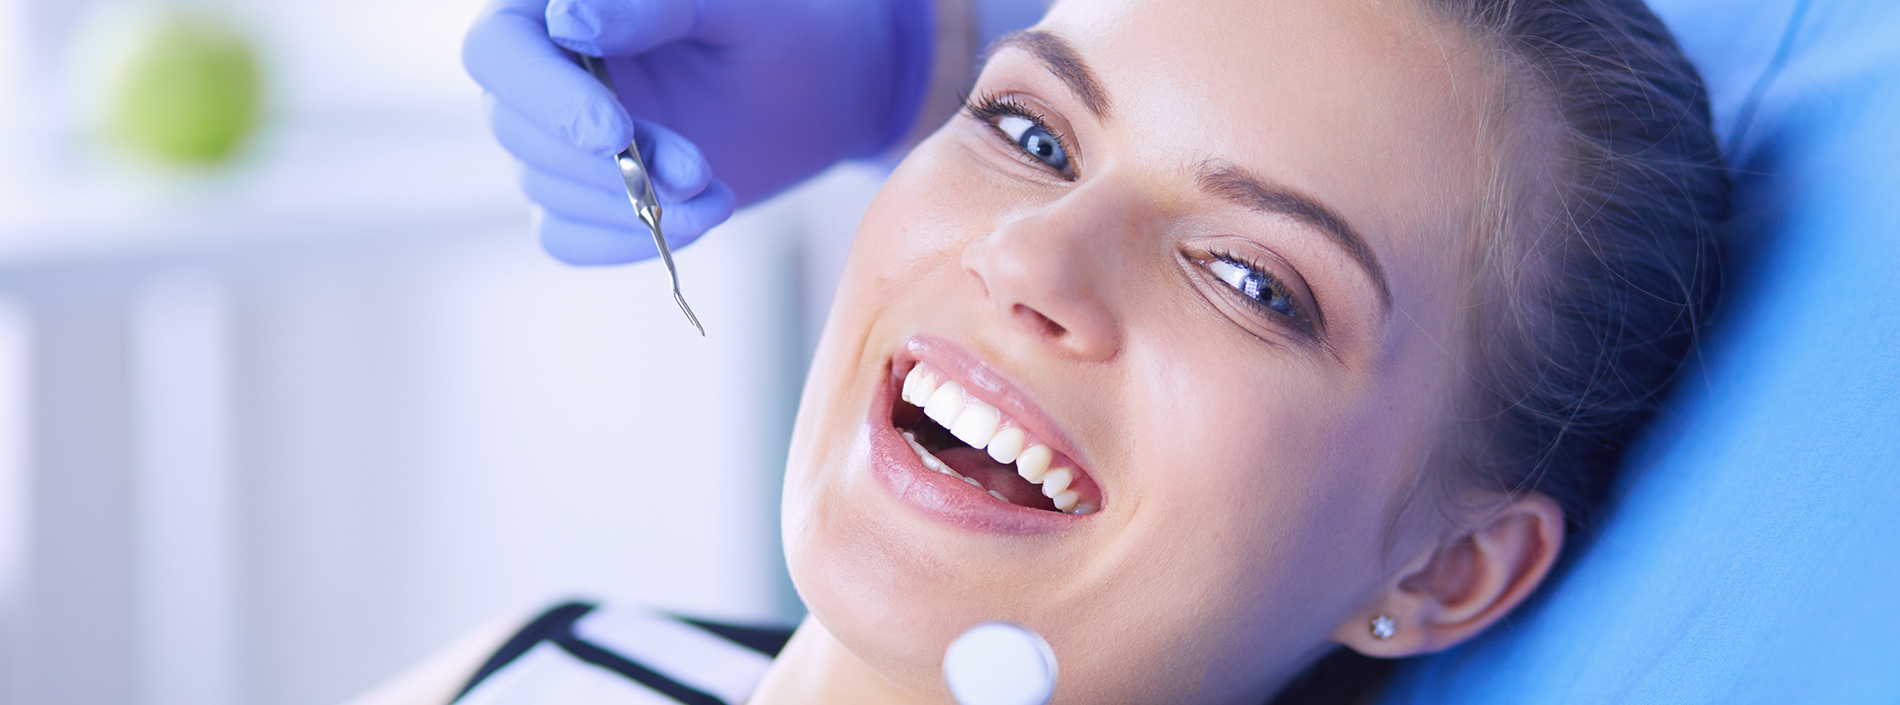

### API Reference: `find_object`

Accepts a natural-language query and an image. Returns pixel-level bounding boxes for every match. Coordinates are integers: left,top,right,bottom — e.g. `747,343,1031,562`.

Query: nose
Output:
960,191,1130,362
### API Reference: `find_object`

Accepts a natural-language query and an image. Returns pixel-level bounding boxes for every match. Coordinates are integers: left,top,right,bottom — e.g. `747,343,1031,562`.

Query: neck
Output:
748,615,939,705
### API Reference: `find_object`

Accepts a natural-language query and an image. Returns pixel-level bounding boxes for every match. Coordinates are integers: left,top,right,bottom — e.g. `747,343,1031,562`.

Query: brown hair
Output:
1278,0,1728,701
1434,0,1727,536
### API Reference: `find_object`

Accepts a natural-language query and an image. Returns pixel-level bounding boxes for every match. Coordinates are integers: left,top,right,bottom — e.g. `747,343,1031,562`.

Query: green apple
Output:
105,8,261,165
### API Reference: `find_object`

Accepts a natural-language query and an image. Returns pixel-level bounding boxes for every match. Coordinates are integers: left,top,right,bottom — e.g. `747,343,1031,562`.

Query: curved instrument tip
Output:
675,291,705,337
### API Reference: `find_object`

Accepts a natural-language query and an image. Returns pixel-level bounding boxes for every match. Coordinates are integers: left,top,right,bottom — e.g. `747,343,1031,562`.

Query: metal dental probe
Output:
575,53,705,336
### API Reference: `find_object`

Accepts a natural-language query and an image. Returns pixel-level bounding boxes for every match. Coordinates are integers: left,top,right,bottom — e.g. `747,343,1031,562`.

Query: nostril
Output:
1015,304,1067,337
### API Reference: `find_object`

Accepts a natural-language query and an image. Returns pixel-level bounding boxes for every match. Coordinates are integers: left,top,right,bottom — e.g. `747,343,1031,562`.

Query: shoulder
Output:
355,602,795,705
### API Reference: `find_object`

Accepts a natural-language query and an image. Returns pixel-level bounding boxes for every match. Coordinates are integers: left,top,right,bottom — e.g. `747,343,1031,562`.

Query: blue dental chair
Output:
1382,0,1900,701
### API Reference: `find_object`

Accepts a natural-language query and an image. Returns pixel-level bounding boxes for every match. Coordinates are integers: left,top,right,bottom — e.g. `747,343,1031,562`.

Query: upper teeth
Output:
901,363,1097,515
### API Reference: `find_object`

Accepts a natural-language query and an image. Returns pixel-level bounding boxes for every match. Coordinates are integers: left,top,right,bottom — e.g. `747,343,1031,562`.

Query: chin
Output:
777,329,1136,699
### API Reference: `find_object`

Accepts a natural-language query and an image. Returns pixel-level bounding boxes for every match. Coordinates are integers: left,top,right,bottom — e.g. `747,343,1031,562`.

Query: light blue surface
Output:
1382,0,1900,702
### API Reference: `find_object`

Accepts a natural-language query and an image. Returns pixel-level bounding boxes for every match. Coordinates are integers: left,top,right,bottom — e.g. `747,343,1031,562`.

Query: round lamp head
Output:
943,622,1058,705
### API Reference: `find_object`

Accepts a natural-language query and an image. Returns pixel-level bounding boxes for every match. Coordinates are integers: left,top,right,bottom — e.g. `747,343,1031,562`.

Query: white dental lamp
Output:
943,622,1059,705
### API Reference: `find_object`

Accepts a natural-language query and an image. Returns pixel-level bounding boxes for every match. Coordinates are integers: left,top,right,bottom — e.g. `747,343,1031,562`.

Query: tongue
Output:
936,447,1057,510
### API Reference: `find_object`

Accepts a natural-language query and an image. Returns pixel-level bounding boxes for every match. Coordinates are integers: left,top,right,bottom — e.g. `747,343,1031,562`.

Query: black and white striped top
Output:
453,602,794,705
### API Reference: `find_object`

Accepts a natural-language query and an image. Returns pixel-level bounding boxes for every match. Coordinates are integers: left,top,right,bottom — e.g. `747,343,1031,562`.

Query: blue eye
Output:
1208,257,1300,320
995,114,1071,174
965,93,1078,178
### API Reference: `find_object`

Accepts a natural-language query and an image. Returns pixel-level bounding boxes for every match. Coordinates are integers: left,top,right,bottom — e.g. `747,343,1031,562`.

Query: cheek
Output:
1043,343,1409,696
1141,352,1393,576
788,142,986,484
841,143,993,296
779,138,1035,675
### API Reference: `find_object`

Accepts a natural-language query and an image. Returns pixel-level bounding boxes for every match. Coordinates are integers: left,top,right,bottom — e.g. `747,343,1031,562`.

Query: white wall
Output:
0,0,885,702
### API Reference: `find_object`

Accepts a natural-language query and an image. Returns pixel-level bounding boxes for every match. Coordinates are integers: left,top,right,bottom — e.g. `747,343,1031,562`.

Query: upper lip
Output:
894,335,1097,484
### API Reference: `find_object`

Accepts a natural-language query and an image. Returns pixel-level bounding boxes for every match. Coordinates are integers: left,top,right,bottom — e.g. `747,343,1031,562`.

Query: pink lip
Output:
865,335,1099,535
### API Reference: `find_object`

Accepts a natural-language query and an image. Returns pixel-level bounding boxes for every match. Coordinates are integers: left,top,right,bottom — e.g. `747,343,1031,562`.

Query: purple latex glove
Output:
463,0,935,265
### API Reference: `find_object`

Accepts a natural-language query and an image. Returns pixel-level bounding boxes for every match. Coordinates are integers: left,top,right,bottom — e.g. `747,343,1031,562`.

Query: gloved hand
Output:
463,0,936,265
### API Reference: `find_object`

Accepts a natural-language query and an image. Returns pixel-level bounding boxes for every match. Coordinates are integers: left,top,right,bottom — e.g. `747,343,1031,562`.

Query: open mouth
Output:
890,362,1101,515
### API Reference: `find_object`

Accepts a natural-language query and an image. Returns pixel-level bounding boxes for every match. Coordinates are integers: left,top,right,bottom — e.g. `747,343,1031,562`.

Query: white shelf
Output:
0,104,528,270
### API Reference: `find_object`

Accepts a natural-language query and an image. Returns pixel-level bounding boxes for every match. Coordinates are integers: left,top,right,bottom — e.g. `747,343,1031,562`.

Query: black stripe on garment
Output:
676,617,795,657
453,601,597,701
553,634,728,705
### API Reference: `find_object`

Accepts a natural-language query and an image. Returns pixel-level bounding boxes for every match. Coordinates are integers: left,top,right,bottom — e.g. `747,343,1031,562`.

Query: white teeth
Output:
903,430,1097,512
902,364,1098,512
986,427,1026,464
923,382,966,426
1051,490,1079,512
1015,445,1052,483
902,365,940,406
909,436,952,474
1039,467,1074,498
949,401,1001,448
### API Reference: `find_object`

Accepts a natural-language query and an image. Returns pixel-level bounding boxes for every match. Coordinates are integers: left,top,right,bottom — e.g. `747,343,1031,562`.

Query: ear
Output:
1334,492,1565,657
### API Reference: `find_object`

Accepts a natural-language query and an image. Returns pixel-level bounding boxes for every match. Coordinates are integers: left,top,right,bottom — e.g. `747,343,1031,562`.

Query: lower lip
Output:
866,361,1086,535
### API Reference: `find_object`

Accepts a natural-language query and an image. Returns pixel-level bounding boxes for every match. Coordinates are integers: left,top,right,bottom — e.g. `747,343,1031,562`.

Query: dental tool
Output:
575,53,705,336
944,622,1058,705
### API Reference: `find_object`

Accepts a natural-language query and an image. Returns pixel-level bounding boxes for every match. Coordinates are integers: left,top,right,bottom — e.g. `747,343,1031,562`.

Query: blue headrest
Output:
1382,0,1900,701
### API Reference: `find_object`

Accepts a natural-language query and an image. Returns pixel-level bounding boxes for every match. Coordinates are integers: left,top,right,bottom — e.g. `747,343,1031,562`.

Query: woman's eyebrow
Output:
985,30,1113,119
1198,162,1394,313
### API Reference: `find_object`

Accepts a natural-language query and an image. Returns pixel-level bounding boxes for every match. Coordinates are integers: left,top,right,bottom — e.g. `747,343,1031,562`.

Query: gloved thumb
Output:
547,0,737,57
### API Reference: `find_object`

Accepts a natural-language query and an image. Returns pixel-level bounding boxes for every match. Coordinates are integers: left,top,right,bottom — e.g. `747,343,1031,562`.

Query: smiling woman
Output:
781,3,1559,699
776,0,1721,699
381,0,1726,702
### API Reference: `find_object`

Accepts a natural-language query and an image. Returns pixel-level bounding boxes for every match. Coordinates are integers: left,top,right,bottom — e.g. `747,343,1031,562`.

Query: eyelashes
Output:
1203,250,1319,338
965,92,1076,178
963,92,1323,342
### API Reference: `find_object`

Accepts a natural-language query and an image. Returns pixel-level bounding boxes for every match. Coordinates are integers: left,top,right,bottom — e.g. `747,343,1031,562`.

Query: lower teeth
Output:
904,429,1091,514
904,432,957,476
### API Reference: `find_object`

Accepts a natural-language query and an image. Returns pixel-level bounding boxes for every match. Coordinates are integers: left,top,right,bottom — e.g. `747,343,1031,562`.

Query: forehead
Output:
1036,0,1497,293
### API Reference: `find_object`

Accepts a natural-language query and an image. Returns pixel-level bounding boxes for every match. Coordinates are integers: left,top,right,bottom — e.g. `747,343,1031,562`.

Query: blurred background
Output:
0,0,877,703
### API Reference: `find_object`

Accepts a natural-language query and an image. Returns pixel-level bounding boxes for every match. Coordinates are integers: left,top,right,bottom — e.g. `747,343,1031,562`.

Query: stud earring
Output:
1370,615,1396,640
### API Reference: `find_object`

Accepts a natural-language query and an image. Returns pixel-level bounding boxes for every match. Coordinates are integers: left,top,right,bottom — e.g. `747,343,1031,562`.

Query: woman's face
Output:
783,0,1496,701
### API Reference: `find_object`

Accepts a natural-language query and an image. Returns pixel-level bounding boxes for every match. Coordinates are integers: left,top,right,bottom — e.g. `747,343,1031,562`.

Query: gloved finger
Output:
464,0,632,156
630,117,715,206
527,170,737,265
661,177,733,238
537,178,736,265
487,94,617,186
521,168,638,231
524,167,735,236
488,92,714,205
497,103,714,209
538,213,661,265
659,177,737,239
545,0,738,57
